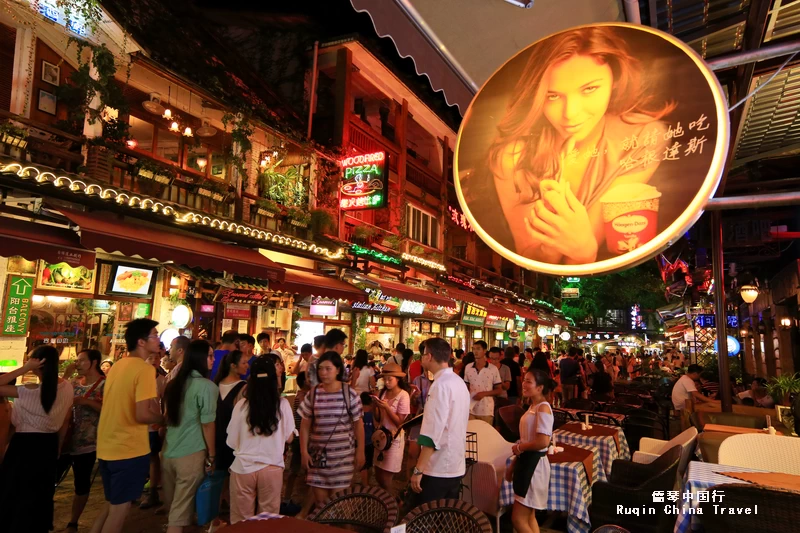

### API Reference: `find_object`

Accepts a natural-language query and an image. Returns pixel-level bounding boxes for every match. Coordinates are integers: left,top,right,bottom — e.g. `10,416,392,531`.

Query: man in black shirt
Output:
559,347,582,403
501,346,522,404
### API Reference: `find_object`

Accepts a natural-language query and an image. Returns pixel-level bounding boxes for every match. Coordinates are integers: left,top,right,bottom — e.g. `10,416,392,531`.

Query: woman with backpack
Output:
370,362,410,495
0,346,74,532
226,357,295,522
214,350,248,474
298,351,365,507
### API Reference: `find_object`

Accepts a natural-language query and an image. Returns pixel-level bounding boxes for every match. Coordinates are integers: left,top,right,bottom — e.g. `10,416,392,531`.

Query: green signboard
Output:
461,303,487,327
2,275,34,336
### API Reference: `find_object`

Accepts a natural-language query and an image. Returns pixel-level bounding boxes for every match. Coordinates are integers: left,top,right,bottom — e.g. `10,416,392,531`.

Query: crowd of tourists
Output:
1,319,729,533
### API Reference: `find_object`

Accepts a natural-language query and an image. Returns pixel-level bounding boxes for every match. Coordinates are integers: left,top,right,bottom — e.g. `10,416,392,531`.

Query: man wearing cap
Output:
410,338,469,505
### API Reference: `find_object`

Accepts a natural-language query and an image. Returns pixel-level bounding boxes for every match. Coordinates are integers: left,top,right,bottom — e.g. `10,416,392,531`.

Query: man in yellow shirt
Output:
90,318,164,533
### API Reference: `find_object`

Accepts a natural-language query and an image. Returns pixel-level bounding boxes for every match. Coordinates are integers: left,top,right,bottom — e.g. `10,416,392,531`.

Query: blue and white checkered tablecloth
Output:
554,424,631,477
673,461,766,533
499,443,604,533
249,512,284,521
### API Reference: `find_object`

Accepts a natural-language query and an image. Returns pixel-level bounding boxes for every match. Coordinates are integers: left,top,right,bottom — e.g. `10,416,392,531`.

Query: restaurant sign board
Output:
2,275,33,336
215,287,272,306
461,303,488,327
310,296,338,316
561,287,580,299
485,315,511,330
224,303,252,320
339,151,389,210
454,23,729,276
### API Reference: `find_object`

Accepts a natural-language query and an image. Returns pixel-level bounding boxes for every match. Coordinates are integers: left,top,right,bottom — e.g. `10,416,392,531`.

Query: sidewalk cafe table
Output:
235,512,346,532
555,422,631,477
673,461,769,533
500,443,605,533
562,408,627,424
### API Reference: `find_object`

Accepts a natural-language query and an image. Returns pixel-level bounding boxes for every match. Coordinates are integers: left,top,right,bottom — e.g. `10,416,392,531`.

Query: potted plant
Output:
195,179,230,203
767,374,800,406
286,207,311,227
0,121,29,150
353,226,378,240
410,245,426,255
255,198,280,217
382,234,403,250
133,159,175,197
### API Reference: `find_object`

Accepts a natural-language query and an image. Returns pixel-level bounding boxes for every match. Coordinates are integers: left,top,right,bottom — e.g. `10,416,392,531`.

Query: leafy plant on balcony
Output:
258,160,306,207
255,198,280,215
286,207,311,226
222,111,254,186
195,179,233,203
310,208,336,237
410,245,426,255
133,158,176,184
382,234,403,250
0,121,29,149
353,226,378,240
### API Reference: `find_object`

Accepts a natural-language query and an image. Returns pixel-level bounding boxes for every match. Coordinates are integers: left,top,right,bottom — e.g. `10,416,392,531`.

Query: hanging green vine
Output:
56,0,104,34
352,312,369,351
221,111,254,186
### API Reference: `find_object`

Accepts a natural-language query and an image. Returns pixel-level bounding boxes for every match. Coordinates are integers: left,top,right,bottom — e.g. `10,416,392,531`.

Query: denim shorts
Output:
99,454,150,505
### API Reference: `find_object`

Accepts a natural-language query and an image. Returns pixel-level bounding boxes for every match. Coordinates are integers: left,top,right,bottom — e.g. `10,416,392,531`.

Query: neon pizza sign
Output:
339,151,388,210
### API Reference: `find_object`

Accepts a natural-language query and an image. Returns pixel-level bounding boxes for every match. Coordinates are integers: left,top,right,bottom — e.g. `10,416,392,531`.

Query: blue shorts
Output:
149,431,162,454
99,455,150,505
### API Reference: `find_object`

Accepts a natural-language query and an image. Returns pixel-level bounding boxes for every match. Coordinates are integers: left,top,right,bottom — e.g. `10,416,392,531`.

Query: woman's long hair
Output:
354,349,369,370
31,345,60,413
214,349,244,385
165,340,210,426
488,26,674,202
531,352,552,376
401,348,413,374
81,349,104,377
244,357,281,436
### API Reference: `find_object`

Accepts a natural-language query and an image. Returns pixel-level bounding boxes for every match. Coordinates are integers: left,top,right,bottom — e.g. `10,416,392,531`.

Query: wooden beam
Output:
717,0,772,196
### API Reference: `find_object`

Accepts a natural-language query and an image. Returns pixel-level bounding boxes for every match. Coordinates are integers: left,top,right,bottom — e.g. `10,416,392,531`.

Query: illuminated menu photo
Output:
339,151,389,211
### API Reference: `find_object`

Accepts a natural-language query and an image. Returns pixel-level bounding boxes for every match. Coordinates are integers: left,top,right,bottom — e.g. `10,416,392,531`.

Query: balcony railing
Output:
349,117,399,172
406,157,441,196
0,110,84,173
343,215,395,248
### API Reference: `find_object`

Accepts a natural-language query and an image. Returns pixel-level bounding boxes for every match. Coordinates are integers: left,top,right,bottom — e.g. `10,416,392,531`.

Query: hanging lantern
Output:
169,121,180,133
739,285,759,304
183,126,193,137
196,157,207,170
163,108,173,120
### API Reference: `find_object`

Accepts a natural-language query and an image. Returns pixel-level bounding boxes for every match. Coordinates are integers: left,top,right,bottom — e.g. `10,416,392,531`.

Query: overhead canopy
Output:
0,216,95,269
272,269,369,302
59,208,285,282
350,0,623,112
441,286,492,308
506,304,538,321
485,302,515,321
373,278,455,308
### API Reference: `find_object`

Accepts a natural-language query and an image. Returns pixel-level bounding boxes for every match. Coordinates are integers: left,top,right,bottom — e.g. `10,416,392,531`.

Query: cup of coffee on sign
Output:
599,183,662,255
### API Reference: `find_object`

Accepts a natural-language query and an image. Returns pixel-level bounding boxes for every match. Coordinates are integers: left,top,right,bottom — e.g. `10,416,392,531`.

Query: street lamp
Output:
780,317,793,330
739,327,749,338
740,285,759,303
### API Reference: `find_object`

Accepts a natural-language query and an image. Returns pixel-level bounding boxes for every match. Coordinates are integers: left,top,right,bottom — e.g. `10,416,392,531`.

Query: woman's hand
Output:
23,357,45,373
512,442,522,456
301,451,313,470
355,450,366,471
372,397,388,410
525,180,598,263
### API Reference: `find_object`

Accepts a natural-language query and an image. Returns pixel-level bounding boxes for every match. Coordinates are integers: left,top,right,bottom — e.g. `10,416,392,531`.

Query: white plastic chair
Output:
718,433,800,474
462,419,514,533
632,427,697,477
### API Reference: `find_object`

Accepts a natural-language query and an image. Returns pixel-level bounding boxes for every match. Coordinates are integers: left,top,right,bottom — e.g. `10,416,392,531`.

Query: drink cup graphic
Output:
600,184,662,255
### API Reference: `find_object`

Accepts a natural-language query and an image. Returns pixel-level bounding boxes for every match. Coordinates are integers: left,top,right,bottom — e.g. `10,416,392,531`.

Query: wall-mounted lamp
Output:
780,317,793,330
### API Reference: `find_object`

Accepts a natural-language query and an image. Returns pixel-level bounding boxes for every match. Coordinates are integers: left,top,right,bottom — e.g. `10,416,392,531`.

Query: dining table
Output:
562,408,627,424
499,442,605,533
235,512,347,532
555,422,631,477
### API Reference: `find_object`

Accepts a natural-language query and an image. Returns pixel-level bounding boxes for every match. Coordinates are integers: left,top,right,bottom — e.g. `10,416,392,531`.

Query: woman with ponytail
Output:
0,345,74,532
226,357,295,522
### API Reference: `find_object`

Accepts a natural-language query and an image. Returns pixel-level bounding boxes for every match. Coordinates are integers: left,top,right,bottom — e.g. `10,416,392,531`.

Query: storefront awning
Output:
552,316,569,328
506,304,538,322
372,278,455,308
536,315,554,327
273,269,369,303
485,302,515,321
0,216,95,269
59,209,285,283
440,286,492,308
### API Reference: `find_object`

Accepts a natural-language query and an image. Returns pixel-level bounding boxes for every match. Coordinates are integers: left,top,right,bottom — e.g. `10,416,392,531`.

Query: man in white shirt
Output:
672,364,716,430
166,335,189,384
411,338,469,505
463,341,502,425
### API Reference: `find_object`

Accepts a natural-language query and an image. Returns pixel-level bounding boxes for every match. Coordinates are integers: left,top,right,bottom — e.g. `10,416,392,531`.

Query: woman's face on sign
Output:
542,54,614,142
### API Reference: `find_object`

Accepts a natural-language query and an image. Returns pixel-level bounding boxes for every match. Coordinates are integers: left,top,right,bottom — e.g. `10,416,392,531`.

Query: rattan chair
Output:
552,407,575,429
308,484,399,533
718,433,800,474
590,445,681,533
497,404,525,442
699,483,800,532
399,499,492,533
576,411,621,426
563,398,597,411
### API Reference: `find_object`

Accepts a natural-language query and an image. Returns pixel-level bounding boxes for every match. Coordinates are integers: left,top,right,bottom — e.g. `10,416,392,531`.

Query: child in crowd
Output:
360,392,375,486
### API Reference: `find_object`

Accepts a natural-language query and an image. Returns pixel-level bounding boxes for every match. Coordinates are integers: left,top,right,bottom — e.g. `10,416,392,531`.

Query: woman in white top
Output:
350,349,376,394
0,345,74,533
371,362,411,495
226,357,295,523
511,368,555,533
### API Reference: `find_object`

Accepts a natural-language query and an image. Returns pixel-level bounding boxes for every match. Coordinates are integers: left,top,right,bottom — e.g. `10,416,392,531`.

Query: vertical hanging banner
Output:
454,23,729,276
2,275,34,336
339,151,389,210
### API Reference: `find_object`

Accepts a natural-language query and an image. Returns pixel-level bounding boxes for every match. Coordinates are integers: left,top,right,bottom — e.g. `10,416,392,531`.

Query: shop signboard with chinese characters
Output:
454,23,729,276
694,314,738,329
225,303,252,320
422,302,461,321
399,300,425,315
461,303,488,327
485,315,511,330
561,287,580,299
2,275,33,336
339,151,389,210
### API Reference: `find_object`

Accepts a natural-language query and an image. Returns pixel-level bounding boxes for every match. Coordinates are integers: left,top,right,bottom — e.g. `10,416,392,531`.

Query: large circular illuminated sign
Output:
171,304,193,328
454,23,729,276
160,328,181,348
714,335,741,357
560,331,572,341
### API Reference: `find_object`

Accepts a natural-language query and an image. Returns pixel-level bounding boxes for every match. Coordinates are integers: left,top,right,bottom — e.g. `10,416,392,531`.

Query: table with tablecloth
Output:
555,422,631,477
237,512,346,532
499,443,605,533
673,461,766,533
562,408,627,424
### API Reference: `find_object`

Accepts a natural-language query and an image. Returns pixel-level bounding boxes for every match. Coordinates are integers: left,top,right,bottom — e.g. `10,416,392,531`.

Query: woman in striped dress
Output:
298,351,365,506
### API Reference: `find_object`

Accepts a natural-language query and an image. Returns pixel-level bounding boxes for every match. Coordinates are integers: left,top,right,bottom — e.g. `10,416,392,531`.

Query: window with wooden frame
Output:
406,204,440,250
